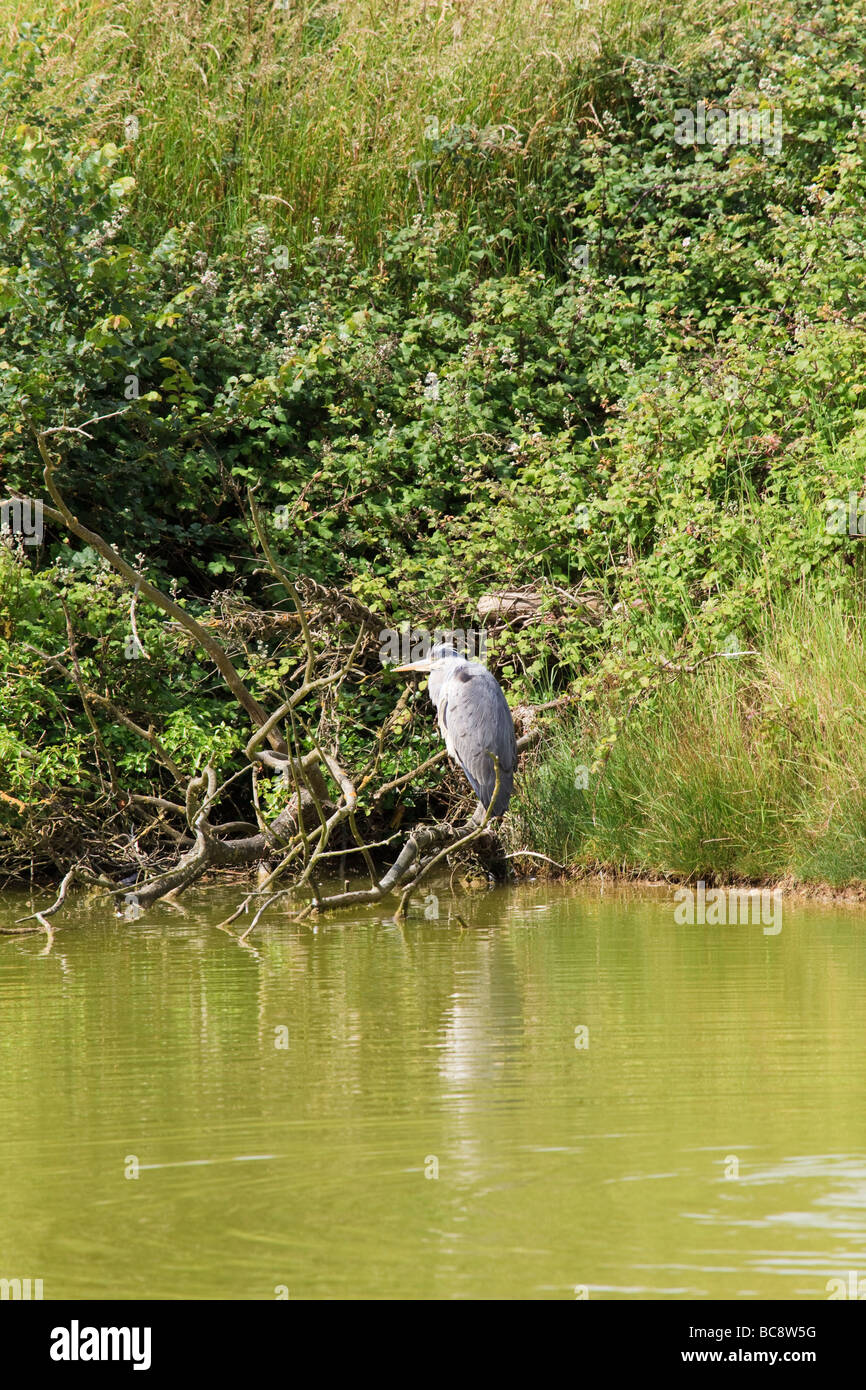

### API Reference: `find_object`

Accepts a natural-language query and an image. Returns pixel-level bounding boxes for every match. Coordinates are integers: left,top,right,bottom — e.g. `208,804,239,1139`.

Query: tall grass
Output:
513,591,866,888
1,0,746,254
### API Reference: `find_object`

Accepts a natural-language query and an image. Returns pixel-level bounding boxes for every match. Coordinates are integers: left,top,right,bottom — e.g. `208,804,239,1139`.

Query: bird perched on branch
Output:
395,643,517,818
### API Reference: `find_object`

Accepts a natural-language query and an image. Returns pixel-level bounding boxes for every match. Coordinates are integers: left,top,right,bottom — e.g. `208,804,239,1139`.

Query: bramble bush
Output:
3,3,866,876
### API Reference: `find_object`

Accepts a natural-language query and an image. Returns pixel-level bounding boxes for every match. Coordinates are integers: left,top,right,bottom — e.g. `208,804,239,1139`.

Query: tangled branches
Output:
4,424,538,939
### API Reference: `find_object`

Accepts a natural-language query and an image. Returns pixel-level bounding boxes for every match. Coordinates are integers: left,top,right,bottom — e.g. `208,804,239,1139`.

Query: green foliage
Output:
3,2,866,883
514,593,866,887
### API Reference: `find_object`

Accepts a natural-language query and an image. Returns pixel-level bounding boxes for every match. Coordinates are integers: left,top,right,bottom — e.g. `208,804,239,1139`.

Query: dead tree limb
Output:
15,425,547,932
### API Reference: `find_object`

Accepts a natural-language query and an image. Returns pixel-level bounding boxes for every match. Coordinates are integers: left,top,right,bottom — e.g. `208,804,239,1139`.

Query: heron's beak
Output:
394,659,435,673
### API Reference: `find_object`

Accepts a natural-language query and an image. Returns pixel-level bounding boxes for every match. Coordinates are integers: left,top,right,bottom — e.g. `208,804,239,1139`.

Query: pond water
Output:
1,881,865,1301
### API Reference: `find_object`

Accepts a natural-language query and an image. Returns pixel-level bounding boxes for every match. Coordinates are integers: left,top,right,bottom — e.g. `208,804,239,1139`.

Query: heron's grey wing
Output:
438,668,517,814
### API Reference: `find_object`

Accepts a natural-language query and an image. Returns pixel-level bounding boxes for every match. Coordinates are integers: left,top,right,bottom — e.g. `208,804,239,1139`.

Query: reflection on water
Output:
1,881,865,1300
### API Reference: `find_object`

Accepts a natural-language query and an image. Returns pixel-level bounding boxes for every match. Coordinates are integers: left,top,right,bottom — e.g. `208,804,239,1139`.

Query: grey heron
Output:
395,643,517,818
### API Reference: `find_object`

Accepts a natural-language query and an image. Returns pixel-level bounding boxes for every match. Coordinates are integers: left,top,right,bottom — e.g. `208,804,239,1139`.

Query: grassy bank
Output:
1,0,725,257
2,0,866,889
513,593,866,888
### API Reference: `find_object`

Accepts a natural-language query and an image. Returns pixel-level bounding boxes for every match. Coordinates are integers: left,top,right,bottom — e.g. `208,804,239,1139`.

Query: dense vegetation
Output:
2,0,866,888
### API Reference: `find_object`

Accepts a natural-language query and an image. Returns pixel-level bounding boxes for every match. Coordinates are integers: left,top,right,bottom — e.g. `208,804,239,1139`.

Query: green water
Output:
1,882,865,1301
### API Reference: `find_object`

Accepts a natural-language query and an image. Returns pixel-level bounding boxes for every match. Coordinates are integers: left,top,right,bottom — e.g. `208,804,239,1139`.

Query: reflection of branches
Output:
4,861,115,937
